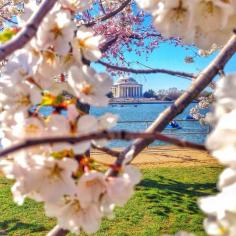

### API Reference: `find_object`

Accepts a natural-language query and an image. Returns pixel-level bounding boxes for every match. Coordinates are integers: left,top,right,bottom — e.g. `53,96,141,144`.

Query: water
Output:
91,103,209,148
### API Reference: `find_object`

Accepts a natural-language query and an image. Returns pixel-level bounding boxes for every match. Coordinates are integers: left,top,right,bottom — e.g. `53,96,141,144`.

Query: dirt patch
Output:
91,146,219,168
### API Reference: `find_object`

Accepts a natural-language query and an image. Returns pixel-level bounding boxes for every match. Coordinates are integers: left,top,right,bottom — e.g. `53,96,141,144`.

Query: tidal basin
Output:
91,102,209,148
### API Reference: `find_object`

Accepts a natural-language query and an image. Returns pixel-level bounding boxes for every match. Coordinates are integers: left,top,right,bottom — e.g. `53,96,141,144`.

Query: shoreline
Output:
109,100,198,105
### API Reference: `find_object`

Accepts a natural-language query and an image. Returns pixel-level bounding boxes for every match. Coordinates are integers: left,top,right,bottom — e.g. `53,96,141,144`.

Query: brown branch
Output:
0,130,206,159
92,144,121,157
0,0,57,61
97,60,196,79
99,0,106,14
84,0,131,27
100,36,119,53
111,33,236,171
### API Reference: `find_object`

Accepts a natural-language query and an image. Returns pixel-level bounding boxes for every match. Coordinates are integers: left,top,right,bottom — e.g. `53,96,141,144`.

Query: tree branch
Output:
111,33,236,171
92,144,121,158
0,130,206,159
97,60,196,79
84,0,131,27
0,0,57,61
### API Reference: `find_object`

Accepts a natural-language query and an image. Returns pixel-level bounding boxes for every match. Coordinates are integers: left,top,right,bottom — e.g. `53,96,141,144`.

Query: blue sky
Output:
95,41,236,92
5,6,236,93
93,3,236,92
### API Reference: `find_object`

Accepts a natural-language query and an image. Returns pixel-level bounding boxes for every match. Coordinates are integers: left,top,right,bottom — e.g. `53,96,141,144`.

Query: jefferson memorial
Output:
112,77,143,98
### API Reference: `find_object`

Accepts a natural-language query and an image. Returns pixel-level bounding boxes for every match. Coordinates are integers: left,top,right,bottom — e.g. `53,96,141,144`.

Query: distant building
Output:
112,77,143,98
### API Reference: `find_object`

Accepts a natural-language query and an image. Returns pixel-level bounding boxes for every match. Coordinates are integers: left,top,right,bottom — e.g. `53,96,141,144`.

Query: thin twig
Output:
0,0,57,61
84,0,131,27
92,144,120,157
97,60,196,79
0,15,17,25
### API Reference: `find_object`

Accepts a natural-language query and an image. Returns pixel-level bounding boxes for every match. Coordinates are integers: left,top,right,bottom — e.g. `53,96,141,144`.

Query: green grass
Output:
0,166,222,236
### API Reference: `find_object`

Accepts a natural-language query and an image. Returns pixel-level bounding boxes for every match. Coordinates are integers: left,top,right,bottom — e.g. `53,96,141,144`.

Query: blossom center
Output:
43,51,56,65
71,199,81,212
48,164,64,180
50,24,63,39
81,83,93,95
19,68,28,77
19,94,31,105
173,1,187,21
24,124,40,134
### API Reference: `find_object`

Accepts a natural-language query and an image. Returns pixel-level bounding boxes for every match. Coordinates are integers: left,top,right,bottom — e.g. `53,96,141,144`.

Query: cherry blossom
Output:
36,9,76,55
72,26,103,63
68,65,112,107
1,0,236,235
0,154,78,204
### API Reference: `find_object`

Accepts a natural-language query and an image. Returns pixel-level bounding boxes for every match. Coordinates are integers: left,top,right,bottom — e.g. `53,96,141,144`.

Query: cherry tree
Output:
0,0,236,236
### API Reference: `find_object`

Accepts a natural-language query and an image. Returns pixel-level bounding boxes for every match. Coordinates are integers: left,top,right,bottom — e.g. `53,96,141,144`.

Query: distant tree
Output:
143,89,156,98
107,91,114,98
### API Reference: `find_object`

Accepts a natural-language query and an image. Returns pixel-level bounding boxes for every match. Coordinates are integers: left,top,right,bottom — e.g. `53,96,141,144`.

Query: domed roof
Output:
115,77,139,85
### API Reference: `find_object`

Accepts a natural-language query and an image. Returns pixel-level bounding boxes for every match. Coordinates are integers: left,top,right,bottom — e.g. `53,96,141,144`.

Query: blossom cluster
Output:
190,94,214,123
199,74,236,236
136,0,236,49
0,0,142,234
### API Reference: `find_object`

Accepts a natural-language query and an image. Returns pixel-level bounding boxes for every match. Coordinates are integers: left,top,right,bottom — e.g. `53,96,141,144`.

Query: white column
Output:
116,87,119,97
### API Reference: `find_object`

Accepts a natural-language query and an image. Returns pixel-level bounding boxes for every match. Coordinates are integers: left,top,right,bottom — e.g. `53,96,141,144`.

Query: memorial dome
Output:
115,77,139,85
112,77,143,98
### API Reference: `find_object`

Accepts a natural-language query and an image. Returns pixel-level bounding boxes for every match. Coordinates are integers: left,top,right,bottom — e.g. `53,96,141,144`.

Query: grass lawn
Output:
0,166,222,236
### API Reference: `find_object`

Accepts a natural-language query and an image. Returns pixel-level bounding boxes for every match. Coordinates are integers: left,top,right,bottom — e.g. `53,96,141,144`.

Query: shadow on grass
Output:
137,176,217,217
0,219,46,235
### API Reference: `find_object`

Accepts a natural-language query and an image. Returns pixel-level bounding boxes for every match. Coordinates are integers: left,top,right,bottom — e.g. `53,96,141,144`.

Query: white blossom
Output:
68,65,112,107
45,196,102,234
3,49,39,83
104,165,141,207
47,114,98,154
77,171,106,208
60,0,92,12
72,26,102,63
0,154,77,204
93,113,118,147
36,9,76,55
201,73,236,236
0,81,42,113
136,0,236,49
